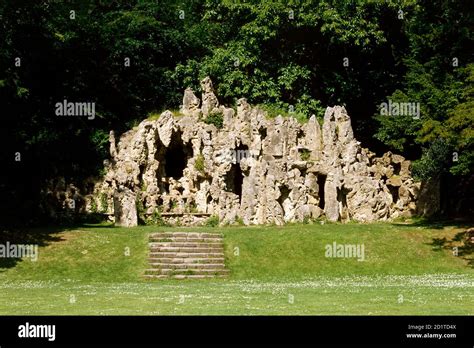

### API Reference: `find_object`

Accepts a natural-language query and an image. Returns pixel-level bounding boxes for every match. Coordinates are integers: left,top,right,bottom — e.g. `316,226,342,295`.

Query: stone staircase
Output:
144,232,229,279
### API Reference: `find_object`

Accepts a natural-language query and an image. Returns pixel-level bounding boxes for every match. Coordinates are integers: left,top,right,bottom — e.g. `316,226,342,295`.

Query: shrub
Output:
147,208,167,226
300,149,311,161
203,110,224,129
194,153,205,173
205,215,220,227
186,201,198,213
135,192,146,224
99,193,108,213
90,199,98,214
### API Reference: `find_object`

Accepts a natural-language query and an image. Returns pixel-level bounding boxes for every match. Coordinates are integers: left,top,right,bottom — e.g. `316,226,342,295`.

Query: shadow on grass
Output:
387,217,474,268
0,213,113,269
0,226,71,269
390,217,473,230
428,231,474,268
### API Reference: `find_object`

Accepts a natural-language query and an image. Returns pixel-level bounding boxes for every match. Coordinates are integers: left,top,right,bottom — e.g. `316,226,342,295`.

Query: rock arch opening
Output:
277,185,291,217
393,163,401,176
388,185,399,204
163,134,193,179
337,186,350,220
225,163,244,201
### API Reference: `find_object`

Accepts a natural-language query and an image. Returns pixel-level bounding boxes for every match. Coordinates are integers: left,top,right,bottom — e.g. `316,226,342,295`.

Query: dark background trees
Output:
0,0,472,225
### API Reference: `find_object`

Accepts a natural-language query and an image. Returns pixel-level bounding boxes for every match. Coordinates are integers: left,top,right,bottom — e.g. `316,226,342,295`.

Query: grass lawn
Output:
0,221,473,315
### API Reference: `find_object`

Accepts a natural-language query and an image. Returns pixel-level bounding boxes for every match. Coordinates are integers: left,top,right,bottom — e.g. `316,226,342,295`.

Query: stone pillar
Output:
113,187,138,227
200,77,219,117
109,130,117,160
181,87,201,117
324,178,339,222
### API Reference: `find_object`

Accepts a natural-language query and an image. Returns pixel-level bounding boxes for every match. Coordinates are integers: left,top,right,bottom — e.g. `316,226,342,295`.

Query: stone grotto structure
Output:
43,77,429,226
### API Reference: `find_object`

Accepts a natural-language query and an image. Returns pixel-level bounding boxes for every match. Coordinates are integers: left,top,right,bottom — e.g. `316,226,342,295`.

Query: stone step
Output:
149,252,225,258
149,237,223,243
150,232,223,238
144,274,228,279
149,242,223,248
149,247,223,253
144,268,230,276
147,257,225,264
146,232,228,280
148,263,226,269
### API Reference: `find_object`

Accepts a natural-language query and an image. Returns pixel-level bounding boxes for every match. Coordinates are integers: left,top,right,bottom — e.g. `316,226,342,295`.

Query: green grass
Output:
0,221,473,315
257,104,309,124
147,109,181,120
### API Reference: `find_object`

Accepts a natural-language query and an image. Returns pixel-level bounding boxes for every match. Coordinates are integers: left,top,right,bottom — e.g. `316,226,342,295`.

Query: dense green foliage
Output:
203,110,224,128
374,0,474,177
0,0,472,224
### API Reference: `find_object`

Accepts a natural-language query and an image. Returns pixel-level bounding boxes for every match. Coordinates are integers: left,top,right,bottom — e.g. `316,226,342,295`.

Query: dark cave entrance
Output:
337,185,350,220
235,143,249,163
393,162,401,176
388,185,399,204
163,133,193,179
317,174,326,209
277,185,291,214
337,186,348,207
225,163,244,202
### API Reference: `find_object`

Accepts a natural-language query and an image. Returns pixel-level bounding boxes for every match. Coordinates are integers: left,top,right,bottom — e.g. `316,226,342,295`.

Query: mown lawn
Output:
0,221,473,315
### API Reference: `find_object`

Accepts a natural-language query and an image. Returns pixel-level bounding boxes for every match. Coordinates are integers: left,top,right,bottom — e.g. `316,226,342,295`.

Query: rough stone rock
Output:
78,77,423,226
324,177,339,221
200,76,219,117
157,110,174,147
387,176,402,187
109,130,117,160
113,187,137,227
181,87,201,118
